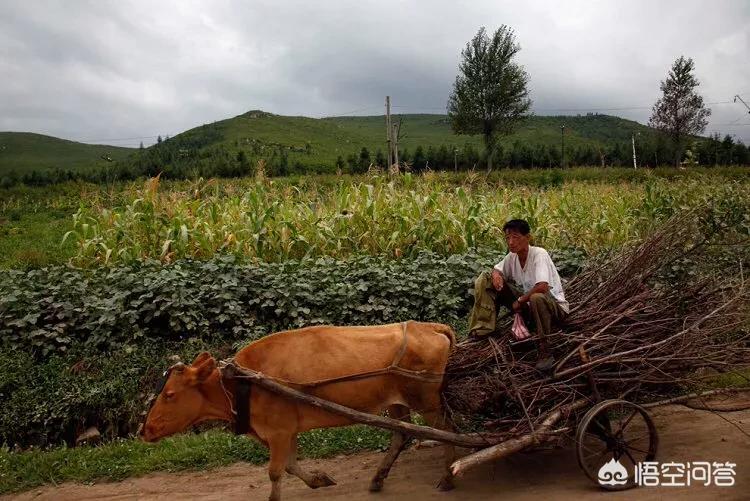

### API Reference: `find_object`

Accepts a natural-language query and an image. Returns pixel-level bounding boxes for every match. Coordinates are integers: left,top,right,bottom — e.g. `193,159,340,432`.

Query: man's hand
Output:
491,269,504,291
512,300,522,312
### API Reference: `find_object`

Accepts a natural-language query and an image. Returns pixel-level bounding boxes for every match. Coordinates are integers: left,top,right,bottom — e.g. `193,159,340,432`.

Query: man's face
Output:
504,229,530,253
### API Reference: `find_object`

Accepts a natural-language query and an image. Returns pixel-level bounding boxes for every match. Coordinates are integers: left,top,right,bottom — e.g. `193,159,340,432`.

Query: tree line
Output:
2,132,748,188
340,135,749,174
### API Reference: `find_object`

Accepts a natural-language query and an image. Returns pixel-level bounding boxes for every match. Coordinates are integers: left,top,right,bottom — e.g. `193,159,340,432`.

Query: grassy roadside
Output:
0,426,389,495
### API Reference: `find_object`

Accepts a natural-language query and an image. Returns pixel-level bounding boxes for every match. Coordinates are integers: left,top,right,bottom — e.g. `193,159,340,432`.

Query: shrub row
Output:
0,248,586,356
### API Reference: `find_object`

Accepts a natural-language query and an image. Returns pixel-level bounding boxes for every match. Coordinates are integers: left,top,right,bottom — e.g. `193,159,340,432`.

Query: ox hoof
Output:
309,470,337,489
369,478,384,492
436,476,455,491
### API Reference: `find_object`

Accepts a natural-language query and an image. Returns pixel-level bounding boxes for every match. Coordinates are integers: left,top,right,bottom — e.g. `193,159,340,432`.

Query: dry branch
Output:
450,399,589,477
443,208,750,435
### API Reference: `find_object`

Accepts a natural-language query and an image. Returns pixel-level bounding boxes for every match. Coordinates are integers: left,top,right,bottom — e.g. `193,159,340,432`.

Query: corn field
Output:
60,171,750,267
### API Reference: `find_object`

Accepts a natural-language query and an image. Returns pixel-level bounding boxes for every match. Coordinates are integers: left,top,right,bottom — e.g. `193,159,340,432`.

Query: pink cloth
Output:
511,313,531,341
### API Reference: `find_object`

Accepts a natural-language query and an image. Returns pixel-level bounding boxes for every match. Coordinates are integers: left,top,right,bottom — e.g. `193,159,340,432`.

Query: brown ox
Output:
142,321,457,500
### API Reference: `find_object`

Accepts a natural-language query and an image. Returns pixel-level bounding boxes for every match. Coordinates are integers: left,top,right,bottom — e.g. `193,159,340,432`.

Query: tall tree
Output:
648,56,710,167
447,26,531,172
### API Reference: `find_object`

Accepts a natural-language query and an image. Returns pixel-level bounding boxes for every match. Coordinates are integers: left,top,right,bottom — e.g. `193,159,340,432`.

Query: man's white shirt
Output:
493,246,569,313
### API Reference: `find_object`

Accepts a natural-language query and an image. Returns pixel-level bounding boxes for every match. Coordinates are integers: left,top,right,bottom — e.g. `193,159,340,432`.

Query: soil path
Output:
7,404,749,500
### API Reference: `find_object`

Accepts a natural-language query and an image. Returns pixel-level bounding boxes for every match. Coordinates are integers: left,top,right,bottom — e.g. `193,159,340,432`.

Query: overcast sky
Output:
2,0,749,147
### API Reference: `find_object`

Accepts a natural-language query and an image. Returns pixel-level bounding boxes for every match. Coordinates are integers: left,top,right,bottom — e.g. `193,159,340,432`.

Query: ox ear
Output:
191,351,212,366
189,356,217,385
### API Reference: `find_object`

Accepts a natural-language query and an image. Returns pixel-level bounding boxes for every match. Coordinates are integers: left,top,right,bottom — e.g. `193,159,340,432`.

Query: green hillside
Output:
187,110,654,162
0,132,133,175
3,111,741,187
131,110,659,177
325,113,654,154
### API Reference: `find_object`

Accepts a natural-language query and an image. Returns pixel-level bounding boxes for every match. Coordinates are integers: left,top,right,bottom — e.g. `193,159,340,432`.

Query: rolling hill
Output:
0,132,133,176
139,110,658,172
192,110,654,162
0,111,678,183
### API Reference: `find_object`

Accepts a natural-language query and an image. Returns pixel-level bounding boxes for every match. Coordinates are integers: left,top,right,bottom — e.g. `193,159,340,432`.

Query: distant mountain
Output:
0,112,671,181
0,132,133,175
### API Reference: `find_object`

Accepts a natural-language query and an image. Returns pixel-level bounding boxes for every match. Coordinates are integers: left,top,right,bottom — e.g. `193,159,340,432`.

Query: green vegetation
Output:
1,176,746,447
648,56,711,166
2,168,749,269
0,183,86,268
0,132,132,180
4,111,748,187
95,113,709,180
60,172,748,267
0,250,508,361
0,426,390,494
448,25,532,170
1,168,748,495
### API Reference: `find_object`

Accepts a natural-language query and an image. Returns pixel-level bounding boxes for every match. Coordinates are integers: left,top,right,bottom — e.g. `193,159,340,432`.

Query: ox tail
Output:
434,323,457,352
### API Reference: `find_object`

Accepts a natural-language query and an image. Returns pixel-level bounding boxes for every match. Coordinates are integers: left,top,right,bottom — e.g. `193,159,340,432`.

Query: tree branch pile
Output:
442,209,750,437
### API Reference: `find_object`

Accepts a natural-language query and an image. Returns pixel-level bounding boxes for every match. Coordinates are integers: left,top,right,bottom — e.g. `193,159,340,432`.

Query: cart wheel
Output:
575,399,658,490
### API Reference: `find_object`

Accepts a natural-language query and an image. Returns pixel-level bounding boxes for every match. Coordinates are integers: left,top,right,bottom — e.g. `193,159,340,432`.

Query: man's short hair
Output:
503,219,531,235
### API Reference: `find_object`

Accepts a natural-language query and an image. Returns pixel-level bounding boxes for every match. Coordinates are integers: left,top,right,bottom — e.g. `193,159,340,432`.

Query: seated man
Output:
468,219,569,371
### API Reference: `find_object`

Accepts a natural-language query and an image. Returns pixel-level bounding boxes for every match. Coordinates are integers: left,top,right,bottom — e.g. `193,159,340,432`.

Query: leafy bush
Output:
1,346,156,447
0,248,587,356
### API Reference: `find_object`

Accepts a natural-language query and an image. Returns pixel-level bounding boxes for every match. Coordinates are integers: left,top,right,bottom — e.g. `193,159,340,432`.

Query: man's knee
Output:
529,292,546,305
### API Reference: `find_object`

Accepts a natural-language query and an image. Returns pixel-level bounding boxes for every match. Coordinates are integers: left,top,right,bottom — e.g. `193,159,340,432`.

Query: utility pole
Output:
454,147,458,172
631,132,638,169
392,120,400,170
560,124,565,168
385,96,392,169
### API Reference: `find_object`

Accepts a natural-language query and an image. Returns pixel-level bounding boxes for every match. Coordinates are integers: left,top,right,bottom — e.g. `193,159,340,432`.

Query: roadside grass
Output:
0,426,390,495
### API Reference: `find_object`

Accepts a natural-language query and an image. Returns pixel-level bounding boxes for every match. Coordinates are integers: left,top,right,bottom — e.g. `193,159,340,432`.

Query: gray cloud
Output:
1,0,748,146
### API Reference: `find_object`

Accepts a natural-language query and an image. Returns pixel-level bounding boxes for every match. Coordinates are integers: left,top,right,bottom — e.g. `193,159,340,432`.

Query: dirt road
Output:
8,404,749,500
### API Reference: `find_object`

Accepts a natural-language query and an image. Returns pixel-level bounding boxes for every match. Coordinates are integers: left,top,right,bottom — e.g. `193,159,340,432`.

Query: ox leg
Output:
422,409,456,491
285,434,337,489
369,404,412,492
267,433,293,501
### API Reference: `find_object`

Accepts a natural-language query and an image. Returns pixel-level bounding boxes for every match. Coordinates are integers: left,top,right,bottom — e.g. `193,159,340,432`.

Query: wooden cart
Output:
220,360,694,491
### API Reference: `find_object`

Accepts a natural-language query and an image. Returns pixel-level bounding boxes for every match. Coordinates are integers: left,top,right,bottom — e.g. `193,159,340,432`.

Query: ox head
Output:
141,351,218,442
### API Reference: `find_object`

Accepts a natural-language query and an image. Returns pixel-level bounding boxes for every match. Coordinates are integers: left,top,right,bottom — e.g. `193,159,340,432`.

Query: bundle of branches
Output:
443,208,750,437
